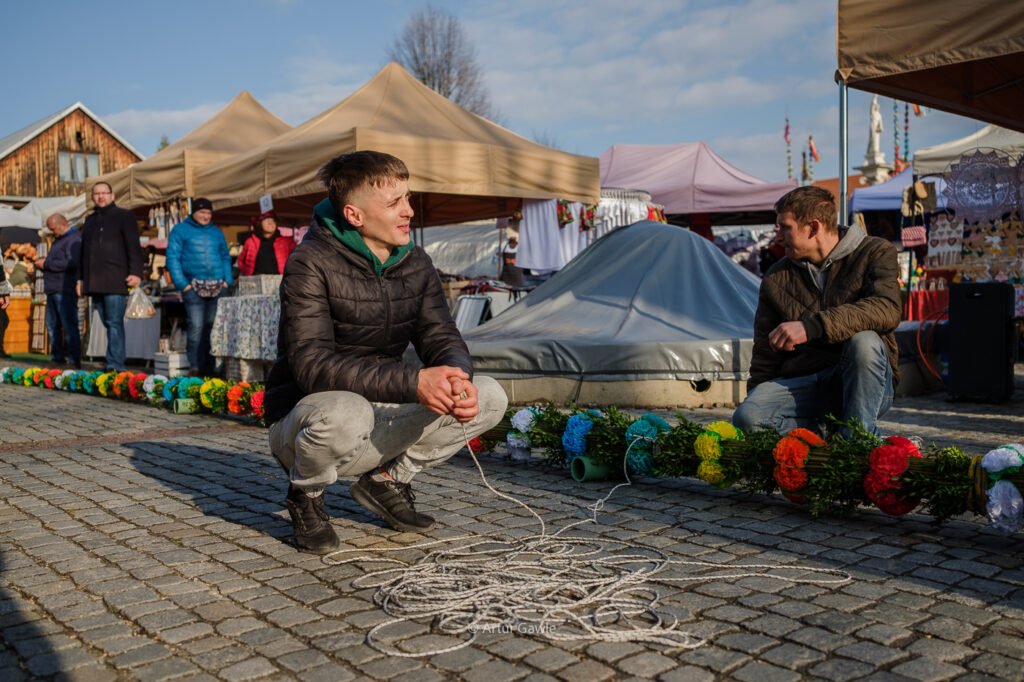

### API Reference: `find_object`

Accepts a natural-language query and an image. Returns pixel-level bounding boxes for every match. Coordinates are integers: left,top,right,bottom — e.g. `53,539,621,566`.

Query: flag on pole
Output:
913,103,923,116
808,135,821,163
784,117,791,145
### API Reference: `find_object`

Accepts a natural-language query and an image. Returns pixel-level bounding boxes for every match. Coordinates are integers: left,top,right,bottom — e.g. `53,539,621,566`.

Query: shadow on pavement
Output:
0,552,59,680
123,440,394,547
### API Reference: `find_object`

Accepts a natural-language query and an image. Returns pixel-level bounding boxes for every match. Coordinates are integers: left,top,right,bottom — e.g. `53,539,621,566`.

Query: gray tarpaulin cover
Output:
464,221,760,381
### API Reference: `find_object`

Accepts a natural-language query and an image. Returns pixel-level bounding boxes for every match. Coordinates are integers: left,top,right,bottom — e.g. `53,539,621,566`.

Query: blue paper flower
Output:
562,413,596,462
163,377,182,403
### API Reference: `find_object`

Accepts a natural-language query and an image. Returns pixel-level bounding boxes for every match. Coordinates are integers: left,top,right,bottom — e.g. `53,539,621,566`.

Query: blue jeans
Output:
733,331,895,437
92,294,127,371
46,293,81,365
183,288,221,373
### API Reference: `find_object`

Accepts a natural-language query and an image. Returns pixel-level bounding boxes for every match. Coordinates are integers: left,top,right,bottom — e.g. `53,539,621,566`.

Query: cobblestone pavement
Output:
2,370,1024,681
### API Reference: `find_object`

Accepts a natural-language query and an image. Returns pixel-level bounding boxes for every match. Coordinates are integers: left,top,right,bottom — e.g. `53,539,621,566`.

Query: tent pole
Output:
839,81,849,224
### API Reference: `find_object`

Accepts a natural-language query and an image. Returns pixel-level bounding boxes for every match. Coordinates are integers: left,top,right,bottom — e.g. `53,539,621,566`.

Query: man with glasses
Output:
78,182,143,371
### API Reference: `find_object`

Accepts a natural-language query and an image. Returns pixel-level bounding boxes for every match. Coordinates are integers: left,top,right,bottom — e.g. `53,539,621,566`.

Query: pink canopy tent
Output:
599,142,796,230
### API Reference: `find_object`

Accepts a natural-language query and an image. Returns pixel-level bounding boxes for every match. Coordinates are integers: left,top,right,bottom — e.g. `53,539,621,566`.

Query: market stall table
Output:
210,294,279,381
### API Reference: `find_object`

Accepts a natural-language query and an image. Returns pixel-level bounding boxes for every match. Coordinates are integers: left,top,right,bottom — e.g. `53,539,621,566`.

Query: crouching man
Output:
264,151,508,553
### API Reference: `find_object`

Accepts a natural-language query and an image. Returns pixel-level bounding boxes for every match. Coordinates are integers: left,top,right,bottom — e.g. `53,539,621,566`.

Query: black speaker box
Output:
946,282,1016,402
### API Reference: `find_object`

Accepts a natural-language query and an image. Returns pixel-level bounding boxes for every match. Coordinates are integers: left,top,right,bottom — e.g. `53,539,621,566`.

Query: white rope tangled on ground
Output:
324,429,850,657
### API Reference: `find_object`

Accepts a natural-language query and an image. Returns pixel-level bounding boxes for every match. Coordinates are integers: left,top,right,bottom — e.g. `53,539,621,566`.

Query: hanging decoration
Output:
784,116,792,180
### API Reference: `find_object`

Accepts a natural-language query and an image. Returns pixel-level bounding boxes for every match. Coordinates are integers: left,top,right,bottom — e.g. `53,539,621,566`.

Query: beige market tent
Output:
88,91,291,209
836,0,1024,133
194,63,600,225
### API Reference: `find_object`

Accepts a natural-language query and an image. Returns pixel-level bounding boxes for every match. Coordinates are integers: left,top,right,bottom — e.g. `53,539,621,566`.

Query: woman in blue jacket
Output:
166,198,233,376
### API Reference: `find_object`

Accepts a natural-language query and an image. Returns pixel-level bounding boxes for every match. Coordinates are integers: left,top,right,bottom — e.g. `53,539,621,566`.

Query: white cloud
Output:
104,102,224,142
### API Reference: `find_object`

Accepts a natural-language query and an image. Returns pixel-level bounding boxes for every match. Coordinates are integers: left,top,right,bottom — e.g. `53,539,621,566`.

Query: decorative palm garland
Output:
495,405,1024,535
0,366,265,421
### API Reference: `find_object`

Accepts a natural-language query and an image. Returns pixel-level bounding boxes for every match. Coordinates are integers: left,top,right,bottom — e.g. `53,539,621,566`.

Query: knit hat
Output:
192,198,213,213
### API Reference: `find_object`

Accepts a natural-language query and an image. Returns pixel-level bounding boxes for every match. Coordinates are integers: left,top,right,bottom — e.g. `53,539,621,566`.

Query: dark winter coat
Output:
264,215,472,425
748,226,902,391
79,203,143,295
42,228,81,295
166,216,233,291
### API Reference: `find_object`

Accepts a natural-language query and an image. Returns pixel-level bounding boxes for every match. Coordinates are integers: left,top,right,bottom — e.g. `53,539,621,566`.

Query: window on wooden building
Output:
57,151,100,183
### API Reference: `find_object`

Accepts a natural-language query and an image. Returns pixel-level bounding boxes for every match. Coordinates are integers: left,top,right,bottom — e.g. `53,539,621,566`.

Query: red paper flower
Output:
250,390,265,418
864,435,923,516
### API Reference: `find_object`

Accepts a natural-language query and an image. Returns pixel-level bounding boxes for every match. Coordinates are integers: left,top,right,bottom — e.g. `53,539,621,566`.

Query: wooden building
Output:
0,102,143,200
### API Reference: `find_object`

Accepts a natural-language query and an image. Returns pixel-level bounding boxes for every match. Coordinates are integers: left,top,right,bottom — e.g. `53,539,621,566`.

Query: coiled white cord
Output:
324,425,850,657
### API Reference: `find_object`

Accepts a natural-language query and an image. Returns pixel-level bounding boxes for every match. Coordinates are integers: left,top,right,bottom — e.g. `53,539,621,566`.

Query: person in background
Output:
0,253,10,358
265,151,508,554
35,214,82,368
237,210,295,276
166,198,233,376
732,186,901,438
78,182,144,371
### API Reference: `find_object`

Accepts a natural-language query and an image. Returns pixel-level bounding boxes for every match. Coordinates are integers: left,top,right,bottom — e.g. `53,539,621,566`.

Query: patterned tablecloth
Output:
210,295,280,361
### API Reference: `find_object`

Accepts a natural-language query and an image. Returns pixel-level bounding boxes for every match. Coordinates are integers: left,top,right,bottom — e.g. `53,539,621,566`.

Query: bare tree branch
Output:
388,5,495,119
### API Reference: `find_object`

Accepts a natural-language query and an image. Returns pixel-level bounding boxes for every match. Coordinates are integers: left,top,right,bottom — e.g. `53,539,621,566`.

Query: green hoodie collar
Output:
313,198,414,275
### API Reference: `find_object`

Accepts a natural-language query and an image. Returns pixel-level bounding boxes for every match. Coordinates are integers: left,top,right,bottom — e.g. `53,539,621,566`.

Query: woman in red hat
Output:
238,211,295,276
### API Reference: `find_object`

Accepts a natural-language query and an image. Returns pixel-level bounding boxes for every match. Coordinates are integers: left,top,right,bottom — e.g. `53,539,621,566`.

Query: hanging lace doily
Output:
943,150,1017,224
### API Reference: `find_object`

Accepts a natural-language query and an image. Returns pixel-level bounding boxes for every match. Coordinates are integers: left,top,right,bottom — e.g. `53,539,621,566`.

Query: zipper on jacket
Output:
378,272,391,340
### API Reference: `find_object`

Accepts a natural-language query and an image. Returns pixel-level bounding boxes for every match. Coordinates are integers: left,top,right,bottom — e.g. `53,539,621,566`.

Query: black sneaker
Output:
350,473,436,532
284,485,340,554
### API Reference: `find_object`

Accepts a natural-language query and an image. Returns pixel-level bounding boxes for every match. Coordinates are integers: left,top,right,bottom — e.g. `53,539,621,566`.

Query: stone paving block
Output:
967,652,1024,679
679,645,749,673
806,657,875,681
26,646,100,677
890,657,965,682
110,642,174,668
916,616,978,643
298,662,357,682
430,647,493,673
218,656,279,681
158,622,215,645
554,659,618,682
129,656,199,681
834,641,910,667
716,632,779,655
522,646,579,672
731,661,801,682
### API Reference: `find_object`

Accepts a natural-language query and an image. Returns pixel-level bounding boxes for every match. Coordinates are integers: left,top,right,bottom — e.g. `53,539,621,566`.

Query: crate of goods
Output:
154,351,190,377
237,275,282,297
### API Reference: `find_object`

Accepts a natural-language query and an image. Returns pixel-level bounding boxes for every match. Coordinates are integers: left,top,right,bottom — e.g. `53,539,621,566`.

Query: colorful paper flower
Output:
695,420,743,486
199,378,229,412
863,435,923,516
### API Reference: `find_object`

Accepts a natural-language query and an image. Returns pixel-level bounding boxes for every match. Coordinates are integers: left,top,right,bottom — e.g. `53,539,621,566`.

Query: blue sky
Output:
5,0,988,184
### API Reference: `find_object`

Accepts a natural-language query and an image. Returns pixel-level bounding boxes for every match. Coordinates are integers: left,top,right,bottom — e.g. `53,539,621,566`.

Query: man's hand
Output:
0,295,8,310
126,275,142,288
448,376,480,423
768,321,808,352
417,366,469,416
76,281,83,297
33,258,46,270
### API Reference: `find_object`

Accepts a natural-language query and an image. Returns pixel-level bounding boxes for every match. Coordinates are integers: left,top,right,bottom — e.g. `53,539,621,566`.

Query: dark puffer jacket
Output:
748,227,901,391
264,219,472,425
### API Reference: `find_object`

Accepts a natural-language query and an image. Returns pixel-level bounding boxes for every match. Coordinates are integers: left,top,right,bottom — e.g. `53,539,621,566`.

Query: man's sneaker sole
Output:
350,479,436,533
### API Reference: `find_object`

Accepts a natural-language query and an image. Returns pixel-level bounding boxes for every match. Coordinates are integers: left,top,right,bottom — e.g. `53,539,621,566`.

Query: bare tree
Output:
389,6,494,119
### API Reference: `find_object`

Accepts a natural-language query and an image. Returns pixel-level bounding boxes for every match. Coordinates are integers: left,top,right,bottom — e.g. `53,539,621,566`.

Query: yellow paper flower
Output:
96,372,115,396
698,461,726,485
694,433,722,461
199,378,228,408
707,421,740,441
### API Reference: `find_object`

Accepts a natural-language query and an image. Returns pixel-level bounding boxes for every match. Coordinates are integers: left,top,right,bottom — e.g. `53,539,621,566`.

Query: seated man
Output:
265,150,508,554
733,186,901,437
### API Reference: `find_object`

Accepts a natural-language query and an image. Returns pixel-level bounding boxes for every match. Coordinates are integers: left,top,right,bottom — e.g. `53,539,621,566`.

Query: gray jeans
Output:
268,376,508,489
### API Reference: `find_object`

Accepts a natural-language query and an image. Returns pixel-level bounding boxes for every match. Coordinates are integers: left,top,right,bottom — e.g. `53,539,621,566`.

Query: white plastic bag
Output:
125,287,156,319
